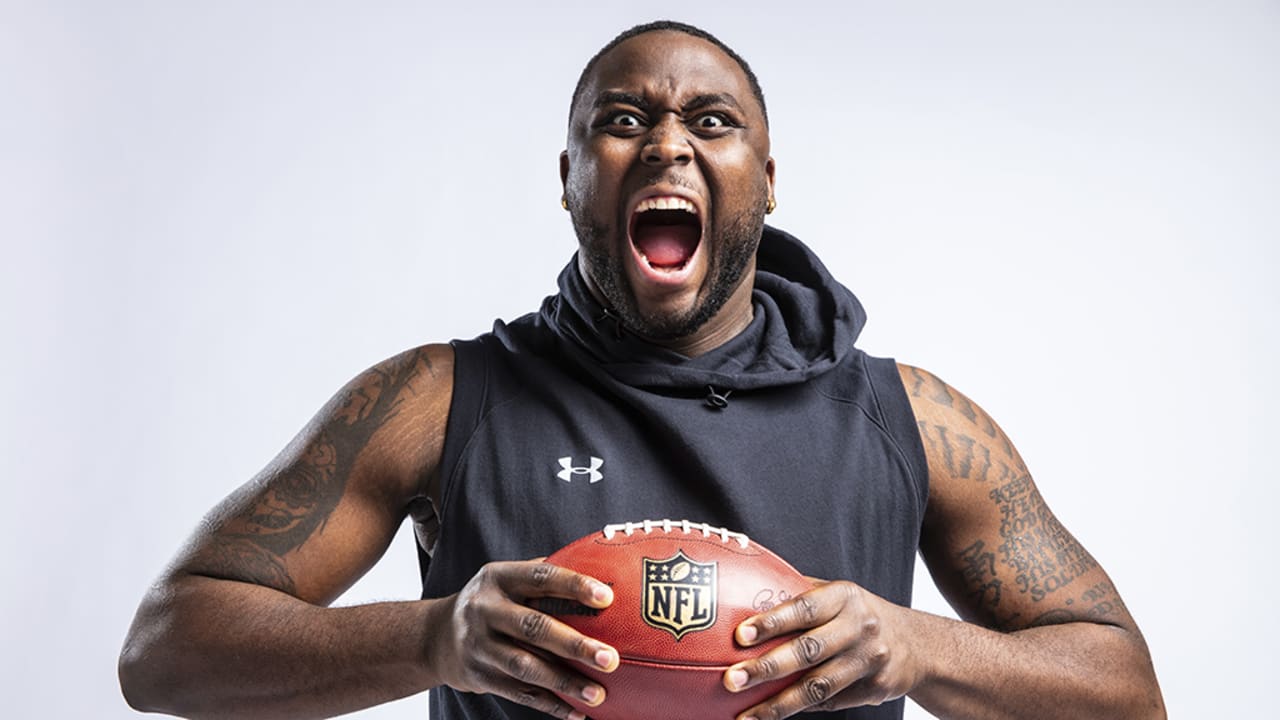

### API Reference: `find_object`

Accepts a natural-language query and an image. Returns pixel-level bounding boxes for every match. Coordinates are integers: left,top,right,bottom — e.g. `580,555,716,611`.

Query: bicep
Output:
901,364,1138,634
173,344,453,605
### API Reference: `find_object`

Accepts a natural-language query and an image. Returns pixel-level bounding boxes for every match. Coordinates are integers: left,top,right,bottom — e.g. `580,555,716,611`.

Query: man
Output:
120,21,1164,720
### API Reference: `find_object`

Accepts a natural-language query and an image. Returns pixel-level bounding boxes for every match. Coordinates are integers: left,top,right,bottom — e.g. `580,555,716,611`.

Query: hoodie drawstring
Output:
705,386,731,410
594,307,626,340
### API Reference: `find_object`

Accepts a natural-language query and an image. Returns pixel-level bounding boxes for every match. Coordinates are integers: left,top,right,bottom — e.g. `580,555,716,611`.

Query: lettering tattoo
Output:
910,366,1103,630
198,348,436,593
1078,581,1128,622
1029,581,1128,628
957,540,1002,611
989,475,1098,604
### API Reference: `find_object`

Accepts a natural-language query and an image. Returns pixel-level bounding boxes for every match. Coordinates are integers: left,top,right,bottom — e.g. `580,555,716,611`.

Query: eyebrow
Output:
681,93,744,114
592,91,647,111
591,91,745,115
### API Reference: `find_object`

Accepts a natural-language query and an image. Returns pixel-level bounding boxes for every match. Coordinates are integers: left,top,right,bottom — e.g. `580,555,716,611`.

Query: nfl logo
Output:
642,551,717,640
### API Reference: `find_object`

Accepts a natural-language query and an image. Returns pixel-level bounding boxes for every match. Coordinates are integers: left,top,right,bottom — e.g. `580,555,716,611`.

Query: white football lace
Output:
600,519,749,549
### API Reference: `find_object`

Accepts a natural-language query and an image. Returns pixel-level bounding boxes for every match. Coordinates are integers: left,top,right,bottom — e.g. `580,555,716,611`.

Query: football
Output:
541,519,812,720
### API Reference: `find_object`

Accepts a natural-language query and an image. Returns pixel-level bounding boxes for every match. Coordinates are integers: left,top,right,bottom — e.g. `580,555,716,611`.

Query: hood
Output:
540,225,866,393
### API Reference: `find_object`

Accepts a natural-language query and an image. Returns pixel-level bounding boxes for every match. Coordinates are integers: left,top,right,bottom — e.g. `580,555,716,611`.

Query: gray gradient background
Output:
3,1,1276,717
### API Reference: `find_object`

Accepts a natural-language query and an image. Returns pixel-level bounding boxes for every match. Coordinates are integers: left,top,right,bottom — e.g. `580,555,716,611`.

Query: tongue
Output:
634,222,699,269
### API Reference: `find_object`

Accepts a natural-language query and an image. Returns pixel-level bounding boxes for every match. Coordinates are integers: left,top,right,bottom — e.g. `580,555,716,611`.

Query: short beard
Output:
572,198,766,342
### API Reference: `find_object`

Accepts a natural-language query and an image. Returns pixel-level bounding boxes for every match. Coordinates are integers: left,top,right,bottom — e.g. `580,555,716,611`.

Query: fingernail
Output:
737,624,758,644
727,668,749,690
592,583,613,605
569,712,587,720
595,648,618,671
582,684,604,706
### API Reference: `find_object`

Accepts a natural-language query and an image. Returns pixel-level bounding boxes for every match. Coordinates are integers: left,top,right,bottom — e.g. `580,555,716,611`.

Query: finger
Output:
723,626,846,693
482,670,594,720
731,639,899,720
735,583,848,647
737,671,900,720
732,655,870,720
735,667,844,720
489,601,619,673
476,643,609,710
821,675,898,710
496,560,614,609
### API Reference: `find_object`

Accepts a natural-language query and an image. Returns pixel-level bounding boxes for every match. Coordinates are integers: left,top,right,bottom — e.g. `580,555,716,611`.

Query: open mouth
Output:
630,197,702,273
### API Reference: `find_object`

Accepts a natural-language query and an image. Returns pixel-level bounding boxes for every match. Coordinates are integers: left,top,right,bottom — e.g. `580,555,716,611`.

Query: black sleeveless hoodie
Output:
420,226,928,720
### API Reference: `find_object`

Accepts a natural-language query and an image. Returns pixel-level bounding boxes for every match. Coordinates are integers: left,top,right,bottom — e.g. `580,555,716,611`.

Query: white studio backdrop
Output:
2,1,1276,717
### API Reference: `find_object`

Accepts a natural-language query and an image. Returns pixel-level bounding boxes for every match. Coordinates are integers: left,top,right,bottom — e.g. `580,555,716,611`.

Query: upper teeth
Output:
636,196,697,214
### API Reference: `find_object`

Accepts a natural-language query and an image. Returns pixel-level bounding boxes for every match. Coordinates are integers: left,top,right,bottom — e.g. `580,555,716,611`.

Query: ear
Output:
560,150,570,192
765,156,776,202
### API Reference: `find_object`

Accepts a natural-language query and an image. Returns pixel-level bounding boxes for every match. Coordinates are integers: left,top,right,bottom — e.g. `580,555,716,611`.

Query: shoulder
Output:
894,362,1032,526
325,343,455,501
345,343,454,425
895,362,1027,478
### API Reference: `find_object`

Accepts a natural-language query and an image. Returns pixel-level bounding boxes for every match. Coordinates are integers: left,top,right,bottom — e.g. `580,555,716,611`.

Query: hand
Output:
722,580,922,720
427,560,620,719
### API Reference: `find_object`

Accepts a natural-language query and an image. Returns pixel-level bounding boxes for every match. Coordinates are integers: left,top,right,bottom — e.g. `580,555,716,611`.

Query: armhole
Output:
416,337,490,594
865,356,930,526
437,337,490,515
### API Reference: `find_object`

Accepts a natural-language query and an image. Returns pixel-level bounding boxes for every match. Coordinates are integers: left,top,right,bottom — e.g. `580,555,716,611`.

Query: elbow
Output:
1112,637,1167,720
1100,634,1166,720
1125,691,1166,720
1136,679,1167,720
119,582,196,715
1124,631,1167,720
119,634,205,717
118,638,164,713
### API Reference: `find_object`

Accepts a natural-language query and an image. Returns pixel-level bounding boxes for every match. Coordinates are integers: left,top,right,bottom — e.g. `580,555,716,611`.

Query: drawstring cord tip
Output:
705,386,731,410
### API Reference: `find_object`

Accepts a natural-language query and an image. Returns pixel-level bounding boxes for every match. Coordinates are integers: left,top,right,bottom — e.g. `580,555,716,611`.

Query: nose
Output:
642,116,693,166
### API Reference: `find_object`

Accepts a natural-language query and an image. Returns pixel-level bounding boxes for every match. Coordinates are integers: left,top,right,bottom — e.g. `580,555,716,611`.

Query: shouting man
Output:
120,20,1165,720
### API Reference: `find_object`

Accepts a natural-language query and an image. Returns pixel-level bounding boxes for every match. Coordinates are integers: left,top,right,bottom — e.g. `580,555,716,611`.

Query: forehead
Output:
578,31,759,117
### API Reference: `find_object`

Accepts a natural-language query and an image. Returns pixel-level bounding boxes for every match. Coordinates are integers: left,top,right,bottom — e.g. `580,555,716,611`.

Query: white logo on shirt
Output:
557,456,604,483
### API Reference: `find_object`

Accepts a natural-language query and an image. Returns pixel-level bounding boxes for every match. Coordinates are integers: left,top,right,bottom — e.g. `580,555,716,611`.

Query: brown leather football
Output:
542,519,811,720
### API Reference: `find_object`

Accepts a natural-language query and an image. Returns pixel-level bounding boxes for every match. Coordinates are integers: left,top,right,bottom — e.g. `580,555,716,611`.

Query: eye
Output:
609,112,643,128
693,113,729,130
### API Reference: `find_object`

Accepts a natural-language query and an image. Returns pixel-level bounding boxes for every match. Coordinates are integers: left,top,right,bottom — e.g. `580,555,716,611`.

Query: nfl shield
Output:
642,551,717,640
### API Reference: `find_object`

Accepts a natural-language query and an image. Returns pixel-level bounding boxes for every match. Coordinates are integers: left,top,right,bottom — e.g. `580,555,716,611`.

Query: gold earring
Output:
766,197,776,214
561,196,569,211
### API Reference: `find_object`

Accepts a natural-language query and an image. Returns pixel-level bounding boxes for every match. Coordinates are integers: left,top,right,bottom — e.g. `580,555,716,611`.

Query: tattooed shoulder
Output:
898,364,1025,482
190,344,449,594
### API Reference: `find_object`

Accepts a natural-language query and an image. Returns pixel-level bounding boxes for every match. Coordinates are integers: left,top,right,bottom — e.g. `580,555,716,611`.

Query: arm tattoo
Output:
953,473,1102,631
203,537,297,593
957,540,1003,612
907,367,1020,471
911,366,1103,629
200,348,436,592
989,475,1098,605
917,422,995,482
1028,581,1128,628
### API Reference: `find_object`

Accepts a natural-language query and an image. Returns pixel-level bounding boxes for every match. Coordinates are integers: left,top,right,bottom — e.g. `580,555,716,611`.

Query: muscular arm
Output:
723,365,1164,720
122,344,619,719
900,364,1164,719
120,344,455,718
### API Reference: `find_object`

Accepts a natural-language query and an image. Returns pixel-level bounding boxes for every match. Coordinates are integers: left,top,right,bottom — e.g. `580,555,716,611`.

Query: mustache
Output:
639,174,700,193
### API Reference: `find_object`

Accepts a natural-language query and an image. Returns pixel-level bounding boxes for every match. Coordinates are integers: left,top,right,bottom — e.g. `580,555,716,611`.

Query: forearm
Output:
906,610,1164,720
120,574,448,719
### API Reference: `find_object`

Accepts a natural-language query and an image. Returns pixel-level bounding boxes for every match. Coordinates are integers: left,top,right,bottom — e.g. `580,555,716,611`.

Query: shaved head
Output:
569,20,768,128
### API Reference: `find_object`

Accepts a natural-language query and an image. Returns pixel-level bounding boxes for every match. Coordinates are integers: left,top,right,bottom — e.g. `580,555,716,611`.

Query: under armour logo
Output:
558,456,604,483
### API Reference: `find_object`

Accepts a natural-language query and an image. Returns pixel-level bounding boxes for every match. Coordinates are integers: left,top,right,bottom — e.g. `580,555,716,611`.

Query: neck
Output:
581,258,757,359
653,273,755,357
